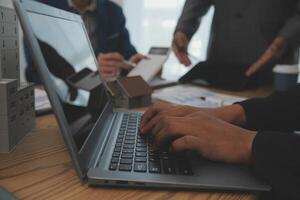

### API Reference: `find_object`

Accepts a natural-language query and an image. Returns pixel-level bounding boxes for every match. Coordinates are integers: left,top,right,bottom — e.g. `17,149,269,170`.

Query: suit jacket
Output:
239,85,300,200
176,0,300,68
25,0,137,83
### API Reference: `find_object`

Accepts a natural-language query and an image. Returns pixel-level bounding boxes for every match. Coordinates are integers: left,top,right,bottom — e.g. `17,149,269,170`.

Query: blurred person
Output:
25,0,144,82
173,0,300,83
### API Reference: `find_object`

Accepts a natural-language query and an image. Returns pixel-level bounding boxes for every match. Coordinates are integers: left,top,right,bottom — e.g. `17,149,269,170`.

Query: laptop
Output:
14,0,271,191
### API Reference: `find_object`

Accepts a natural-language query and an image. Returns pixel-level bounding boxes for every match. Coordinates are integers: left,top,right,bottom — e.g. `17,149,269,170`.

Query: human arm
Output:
246,1,300,76
97,52,145,80
96,2,145,79
141,86,300,198
173,0,213,66
141,110,300,199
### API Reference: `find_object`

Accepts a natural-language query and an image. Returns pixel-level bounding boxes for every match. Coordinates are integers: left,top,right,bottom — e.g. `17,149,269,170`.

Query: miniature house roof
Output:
106,81,120,97
117,76,152,98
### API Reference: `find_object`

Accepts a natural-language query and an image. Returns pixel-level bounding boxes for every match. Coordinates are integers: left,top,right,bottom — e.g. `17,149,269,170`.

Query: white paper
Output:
153,85,246,108
127,54,169,83
35,88,51,112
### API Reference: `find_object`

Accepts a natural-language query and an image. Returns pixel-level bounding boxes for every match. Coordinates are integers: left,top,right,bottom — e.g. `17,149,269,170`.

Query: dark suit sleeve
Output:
238,85,300,132
238,85,300,199
100,2,137,60
278,0,300,48
252,131,300,199
118,12,138,59
175,0,213,40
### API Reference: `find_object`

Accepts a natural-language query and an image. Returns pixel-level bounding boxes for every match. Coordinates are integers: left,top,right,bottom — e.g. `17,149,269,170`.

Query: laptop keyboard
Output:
109,113,193,175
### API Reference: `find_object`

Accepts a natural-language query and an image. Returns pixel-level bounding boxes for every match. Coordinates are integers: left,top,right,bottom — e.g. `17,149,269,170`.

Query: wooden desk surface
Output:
0,86,272,200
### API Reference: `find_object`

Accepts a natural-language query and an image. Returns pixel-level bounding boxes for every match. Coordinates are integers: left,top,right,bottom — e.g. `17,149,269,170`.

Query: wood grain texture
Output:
0,86,271,200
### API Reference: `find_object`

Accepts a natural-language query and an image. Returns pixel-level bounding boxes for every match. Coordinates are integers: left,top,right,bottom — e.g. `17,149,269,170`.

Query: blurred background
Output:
0,0,214,83
2,0,299,82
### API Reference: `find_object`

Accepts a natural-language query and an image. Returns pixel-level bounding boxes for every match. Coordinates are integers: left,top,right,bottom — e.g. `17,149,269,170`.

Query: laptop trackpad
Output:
188,151,261,184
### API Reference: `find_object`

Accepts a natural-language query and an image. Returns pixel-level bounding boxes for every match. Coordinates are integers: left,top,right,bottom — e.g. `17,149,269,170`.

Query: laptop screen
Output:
27,12,109,150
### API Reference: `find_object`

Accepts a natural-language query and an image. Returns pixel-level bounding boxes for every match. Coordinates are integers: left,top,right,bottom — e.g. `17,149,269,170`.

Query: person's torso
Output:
37,0,127,54
208,0,298,66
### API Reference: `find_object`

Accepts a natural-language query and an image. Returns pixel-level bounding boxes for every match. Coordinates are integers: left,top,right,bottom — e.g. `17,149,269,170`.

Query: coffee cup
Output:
273,64,299,91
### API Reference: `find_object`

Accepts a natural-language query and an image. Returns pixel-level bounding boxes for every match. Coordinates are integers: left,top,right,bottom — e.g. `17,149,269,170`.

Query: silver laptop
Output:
14,0,270,191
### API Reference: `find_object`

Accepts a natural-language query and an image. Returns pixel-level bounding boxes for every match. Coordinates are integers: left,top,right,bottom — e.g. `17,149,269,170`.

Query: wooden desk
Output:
0,86,272,200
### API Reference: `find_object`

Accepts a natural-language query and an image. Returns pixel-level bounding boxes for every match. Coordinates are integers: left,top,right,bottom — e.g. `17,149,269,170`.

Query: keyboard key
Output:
111,158,119,163
121,153,133,159
117,135,124,140
119,164,132,171
122,149,134,154
178,167,193,175
135,157,147,163
124,144,134,149
109,163,117,170
120,159,133,165
177,159,193,175
136,143,147,147
127,130,136,134
115,143,122,147
112,152,120,157
137,139,146,143
125,136,135,140
117,139,123,143
162,160,176,174
136,147,147,152
135,152,147,157
148,156,160,162
134,163,147,172
149,162,161,173
124,140,135,144
114,147,121,152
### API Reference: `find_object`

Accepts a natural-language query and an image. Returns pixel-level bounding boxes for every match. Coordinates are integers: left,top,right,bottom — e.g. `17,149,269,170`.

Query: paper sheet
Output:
153,85,246,108
127,54,169,83
35,88,51,114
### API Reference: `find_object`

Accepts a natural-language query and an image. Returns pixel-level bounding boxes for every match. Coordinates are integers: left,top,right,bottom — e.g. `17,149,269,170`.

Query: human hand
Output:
129,53,147,64
97,52,131,80
140,102,200,133
172,31,191,66
141,111,256,164
245,37,287,77
140,103,247,134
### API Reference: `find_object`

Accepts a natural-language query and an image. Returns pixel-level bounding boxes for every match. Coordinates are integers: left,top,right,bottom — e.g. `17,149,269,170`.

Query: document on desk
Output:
35,88,52,115
127,47,170,83
153,85,247,108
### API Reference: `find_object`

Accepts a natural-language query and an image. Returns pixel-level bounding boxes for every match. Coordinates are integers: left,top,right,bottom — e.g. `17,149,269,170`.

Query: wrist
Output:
230,104,247,126
242,131,257,164
183,105,200,113
213,104,247,126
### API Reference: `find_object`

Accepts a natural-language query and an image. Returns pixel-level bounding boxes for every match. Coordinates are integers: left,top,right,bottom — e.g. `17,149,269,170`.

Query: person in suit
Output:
173,0,300,81
25,0,144,82
140,85,300,200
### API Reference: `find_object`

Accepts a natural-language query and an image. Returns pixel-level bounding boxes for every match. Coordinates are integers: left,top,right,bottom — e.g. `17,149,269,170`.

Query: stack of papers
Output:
153,85,246,108
35,88,51,115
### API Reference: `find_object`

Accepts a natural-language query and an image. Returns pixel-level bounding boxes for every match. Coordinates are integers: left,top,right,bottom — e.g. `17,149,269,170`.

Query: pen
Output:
123,60,137,68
